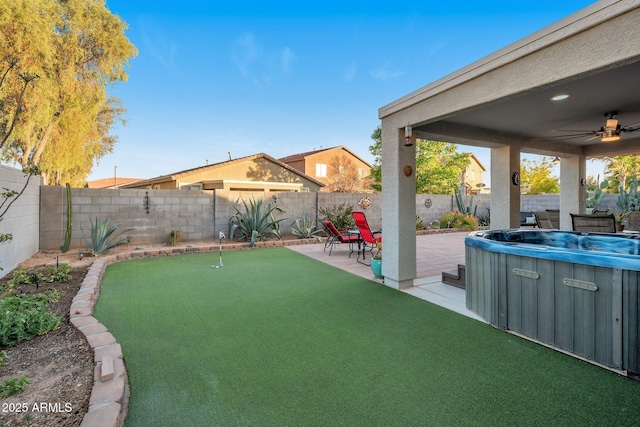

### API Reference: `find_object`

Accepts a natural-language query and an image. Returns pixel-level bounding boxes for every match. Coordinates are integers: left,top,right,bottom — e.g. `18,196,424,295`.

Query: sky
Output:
90,0,602,185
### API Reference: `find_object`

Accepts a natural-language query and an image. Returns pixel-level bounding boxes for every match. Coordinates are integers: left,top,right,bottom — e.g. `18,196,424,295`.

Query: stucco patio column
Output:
490,145,521,229
559,155,585,230
381,122,416,289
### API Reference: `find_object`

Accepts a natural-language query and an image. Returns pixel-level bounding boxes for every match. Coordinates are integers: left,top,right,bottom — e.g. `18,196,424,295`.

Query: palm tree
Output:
603,155,640,192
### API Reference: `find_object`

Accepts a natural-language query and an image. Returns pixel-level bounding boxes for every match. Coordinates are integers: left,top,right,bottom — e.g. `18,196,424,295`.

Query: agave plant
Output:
81,217,133,255
229,198,287,247
291,214,324,240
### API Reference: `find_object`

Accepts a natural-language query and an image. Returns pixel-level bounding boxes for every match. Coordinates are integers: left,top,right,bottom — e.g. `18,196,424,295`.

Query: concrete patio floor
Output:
287,231,483,321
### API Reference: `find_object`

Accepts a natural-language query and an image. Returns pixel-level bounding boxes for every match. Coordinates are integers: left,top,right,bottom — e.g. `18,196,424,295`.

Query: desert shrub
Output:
0,291,63,346
230,198,286,247
43,264,72,282
82,217,133,255
476,213,490,227
439,211,478,230
3,265,72,293
318,203,355,231
0,375,30,397
291,215,324,240
168,229,182,246
416,216,425,230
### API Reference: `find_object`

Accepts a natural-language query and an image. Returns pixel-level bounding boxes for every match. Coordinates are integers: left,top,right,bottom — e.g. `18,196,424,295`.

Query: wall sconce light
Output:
404,125,413,147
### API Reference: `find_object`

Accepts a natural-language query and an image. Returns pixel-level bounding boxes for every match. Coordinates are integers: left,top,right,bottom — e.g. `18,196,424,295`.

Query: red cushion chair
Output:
352,211,382,265
321,220,360,255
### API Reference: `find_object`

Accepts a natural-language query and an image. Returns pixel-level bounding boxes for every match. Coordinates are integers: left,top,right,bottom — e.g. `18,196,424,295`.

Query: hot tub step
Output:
442,264,465,289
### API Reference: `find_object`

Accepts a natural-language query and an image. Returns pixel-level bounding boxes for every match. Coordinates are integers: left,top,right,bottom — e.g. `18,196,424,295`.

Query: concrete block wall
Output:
0,165,42,278
318,192,382,229
37,185,585,253
40,187,216,251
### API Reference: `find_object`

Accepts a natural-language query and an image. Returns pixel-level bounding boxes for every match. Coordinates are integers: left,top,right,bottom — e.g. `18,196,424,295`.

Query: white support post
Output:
490,145,521,229
560,155,585,230
381,121,416,289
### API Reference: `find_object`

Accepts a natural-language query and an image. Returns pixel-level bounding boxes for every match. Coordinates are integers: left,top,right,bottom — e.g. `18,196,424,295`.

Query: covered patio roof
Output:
378,0,640,289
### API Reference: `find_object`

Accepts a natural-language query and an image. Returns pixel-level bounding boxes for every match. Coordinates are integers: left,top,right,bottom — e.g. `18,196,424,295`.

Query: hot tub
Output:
465,229,640,379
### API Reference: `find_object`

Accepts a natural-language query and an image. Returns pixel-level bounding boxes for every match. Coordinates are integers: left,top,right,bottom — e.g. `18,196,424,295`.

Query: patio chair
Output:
321,220,360,255
545,209,560,229
532,211,554,229
627,211,640,231
352,211,382,265
570,213,616,233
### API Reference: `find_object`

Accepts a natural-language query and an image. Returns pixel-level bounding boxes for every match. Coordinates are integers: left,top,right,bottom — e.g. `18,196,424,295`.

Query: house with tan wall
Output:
279,146,372,192
462,154,487,195
121,153,324,192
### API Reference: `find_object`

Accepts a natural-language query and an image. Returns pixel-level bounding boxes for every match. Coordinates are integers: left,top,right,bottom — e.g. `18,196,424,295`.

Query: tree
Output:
520,157,559,194
369,127,383,191
414,141,470,194
324,154,365,193
369,125,471,194
602,155,640,193
0,0,137,186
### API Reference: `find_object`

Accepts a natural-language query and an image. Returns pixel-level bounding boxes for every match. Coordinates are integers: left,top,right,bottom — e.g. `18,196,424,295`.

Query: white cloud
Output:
231,33,295,85
343,60,357,81
231,32,261,82
369,63,404,80
139,18,181,74
280,47,295,73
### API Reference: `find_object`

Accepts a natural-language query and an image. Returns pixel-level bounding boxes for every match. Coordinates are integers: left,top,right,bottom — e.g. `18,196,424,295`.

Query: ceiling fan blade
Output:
622,123,640,132
585,134,601,141
552,129,593,133
547,134,593,140
548,130,598,140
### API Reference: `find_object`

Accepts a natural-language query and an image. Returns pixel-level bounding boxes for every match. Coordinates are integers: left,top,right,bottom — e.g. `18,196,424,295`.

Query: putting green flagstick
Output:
218,231,225,267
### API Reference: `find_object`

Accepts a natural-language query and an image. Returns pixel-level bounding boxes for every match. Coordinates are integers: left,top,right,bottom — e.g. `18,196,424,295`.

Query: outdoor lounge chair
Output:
532,211,555,229
627,211,640,231
321,220,360,255
545,209,560,229
352,211,382,265
570,213,616,233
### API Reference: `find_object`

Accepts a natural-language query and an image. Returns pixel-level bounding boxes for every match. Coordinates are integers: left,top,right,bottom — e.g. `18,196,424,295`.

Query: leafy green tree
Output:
415,141,470,194
0,0,137,186
520,157,559,194
369,126,383,191
369,126,471,194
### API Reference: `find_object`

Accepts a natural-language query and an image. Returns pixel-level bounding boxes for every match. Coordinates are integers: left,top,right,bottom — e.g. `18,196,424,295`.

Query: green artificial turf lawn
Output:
94,247,640,426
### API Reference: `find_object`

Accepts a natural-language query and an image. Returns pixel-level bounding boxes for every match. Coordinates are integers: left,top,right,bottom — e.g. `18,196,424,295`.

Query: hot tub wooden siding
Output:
466,243,640,378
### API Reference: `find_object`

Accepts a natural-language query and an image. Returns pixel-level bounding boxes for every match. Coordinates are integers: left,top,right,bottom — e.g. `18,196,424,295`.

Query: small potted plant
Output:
615,210,628,232
370,241,383,279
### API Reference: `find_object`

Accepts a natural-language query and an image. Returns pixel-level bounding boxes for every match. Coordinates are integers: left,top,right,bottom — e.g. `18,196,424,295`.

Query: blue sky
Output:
92,0,601,184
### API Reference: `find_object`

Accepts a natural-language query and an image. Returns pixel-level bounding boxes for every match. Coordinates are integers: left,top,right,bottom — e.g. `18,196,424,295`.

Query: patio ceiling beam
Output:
416,122,584,156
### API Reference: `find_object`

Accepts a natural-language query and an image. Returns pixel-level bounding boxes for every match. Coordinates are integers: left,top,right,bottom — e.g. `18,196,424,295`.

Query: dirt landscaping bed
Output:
0,264,93,427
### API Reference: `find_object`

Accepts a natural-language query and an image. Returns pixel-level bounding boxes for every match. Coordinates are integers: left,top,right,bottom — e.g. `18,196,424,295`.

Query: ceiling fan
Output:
552,111,640,142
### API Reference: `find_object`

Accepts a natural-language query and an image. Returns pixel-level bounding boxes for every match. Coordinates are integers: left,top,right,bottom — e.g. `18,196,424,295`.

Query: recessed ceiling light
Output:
551,94,570,101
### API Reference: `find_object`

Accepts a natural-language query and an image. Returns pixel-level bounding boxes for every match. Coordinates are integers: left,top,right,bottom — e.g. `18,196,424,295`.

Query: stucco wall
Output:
0,165,42,278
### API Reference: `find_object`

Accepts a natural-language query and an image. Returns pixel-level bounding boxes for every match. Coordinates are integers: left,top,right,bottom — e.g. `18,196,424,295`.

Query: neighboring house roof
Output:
279,145,373,168
86,177,143,188
120,153,325,189
469,154,486,171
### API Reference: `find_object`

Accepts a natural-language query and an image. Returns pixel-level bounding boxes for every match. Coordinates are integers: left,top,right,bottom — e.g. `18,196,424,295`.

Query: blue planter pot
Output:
370,258,383,278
